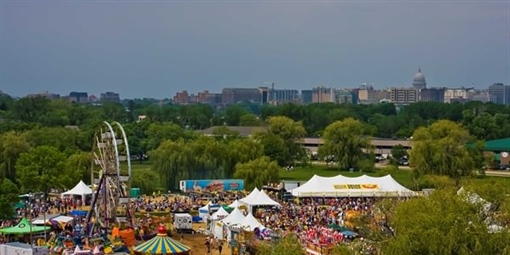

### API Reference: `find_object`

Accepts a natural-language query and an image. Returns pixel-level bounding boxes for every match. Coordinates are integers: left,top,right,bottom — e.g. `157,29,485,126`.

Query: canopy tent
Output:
31,213,60,225
198,202,220,220
61,180,93,203
210,207,230,221
0,218,50,234
242,190,280,207
291,174,417,197
240,212,263,231
228,199,242,208
52,215,74,224
239,188,259,204
221,207,245,226
134,225,190,255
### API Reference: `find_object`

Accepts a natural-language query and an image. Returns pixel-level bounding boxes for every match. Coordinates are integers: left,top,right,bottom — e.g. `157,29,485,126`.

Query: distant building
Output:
27,91,60,100
100,92,120,103
419,87,445,102
488,83,510,105
221,88,261,105
357,85,382,104
312,86,334,103
173,90,190,104
68,92,89,103
334,89,356,104
471,90,490,103
412,68,427,90
272,89,300,104
443,88,474,103
301,90,313,104
385,87,418,104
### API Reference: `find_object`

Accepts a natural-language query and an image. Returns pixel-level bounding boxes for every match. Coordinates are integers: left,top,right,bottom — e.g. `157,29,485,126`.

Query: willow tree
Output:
320,118,372,170
233,157,279,191
382,188,510,255
409,119,481,178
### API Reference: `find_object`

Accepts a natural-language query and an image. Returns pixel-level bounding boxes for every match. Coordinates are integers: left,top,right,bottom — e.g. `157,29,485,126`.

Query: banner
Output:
333,184,379,190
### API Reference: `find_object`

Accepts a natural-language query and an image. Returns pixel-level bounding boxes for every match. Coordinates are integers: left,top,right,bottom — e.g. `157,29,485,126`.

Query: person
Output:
180,231,184,242
205,237,211,254
218,242,223,254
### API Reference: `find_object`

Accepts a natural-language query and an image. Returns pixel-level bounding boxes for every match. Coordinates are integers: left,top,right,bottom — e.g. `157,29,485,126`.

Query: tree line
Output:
0,95,504,218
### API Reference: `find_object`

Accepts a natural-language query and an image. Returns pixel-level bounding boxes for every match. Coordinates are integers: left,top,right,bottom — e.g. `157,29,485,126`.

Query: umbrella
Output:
327,224,351,233
342,230,358,237
69,210,88,217
134,225,190,255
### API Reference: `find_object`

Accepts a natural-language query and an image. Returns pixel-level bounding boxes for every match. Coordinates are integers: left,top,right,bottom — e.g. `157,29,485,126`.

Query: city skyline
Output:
1,1,509,98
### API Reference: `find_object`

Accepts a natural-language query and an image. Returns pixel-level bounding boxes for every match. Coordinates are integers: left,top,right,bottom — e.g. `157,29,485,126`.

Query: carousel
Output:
133,225,190,255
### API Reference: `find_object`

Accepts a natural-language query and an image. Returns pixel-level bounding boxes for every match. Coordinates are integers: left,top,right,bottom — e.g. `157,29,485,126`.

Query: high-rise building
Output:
69,92,89,103
487,83,510,105
312,86,334,103
385,88,418,104
173,90,190,104
100,92,120,103
301,90,312,104
357,85,382,104
221,88,262,105
443,88,475,103
419,88,445,102
27,91,60,100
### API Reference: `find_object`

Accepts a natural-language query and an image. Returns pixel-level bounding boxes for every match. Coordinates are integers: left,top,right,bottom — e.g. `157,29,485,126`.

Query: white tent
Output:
241,212,263,231
228,199,242,208
32,214,60,225
198,202,220,220
211,207,230,221
242,190,280,207
291,174,417,197
221,207,246,225
239,188,260,204
52,215,74,224
61,180,93,203
213,207,246,240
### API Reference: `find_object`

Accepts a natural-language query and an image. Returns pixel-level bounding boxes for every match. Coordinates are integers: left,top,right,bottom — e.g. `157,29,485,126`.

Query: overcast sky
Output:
1,0,509,99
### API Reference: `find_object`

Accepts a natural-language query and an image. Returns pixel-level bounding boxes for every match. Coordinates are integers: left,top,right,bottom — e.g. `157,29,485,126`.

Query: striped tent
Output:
134,225,190,255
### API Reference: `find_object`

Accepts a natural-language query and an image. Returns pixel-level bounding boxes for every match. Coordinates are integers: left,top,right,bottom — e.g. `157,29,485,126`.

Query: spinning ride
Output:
86,121,132,236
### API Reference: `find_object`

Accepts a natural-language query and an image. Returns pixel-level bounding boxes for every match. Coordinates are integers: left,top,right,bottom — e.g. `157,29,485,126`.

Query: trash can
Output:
130,188,141,198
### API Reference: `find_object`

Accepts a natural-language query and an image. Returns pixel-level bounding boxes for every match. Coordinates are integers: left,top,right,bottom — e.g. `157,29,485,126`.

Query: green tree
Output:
321,118,372,170
132,168,160,195
0,131,31,181
382,188,510,255
409,120,480,179
234,157,279,190
145,122,192,151
256,233,306,255
0,178,20,220
24,127,79,154
66,152,92,184
259,116,306,166
390,144,408,165
16,146,78,193
239,113,262,126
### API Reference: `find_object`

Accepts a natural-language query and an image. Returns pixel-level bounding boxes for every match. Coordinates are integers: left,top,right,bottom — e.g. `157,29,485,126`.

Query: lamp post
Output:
28,193,33,248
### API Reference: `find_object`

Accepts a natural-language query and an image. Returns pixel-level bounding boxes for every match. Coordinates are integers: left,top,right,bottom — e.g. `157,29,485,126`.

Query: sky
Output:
1,0,509,99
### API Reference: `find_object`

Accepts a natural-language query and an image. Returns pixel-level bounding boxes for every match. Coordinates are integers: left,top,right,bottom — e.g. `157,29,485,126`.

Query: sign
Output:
333,184,379,190
502,152,509,158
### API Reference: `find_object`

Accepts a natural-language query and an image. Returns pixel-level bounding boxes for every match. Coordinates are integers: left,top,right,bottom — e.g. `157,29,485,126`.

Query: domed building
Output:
412,68,427,90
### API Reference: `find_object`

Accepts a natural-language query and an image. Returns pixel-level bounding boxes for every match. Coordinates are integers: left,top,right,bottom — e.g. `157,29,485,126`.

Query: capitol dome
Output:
412,68,426,90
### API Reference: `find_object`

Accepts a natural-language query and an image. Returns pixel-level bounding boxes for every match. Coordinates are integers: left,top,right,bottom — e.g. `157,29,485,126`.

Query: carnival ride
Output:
86,121,133,237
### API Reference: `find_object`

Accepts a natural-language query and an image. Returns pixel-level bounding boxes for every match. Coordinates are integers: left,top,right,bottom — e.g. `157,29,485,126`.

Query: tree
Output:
0,178,19,220
259,116,306,166
16,146,78,193
234,157,279,190
66,152,92,184
390,144,408,165
256,233,306,255
382,188,510,255
321,118,372,170
409,120,481,178
24,127,79,154
0,131,31,181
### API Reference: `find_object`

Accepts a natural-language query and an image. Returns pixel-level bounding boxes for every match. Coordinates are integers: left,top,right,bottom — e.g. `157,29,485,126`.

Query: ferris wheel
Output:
86,121,132,236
